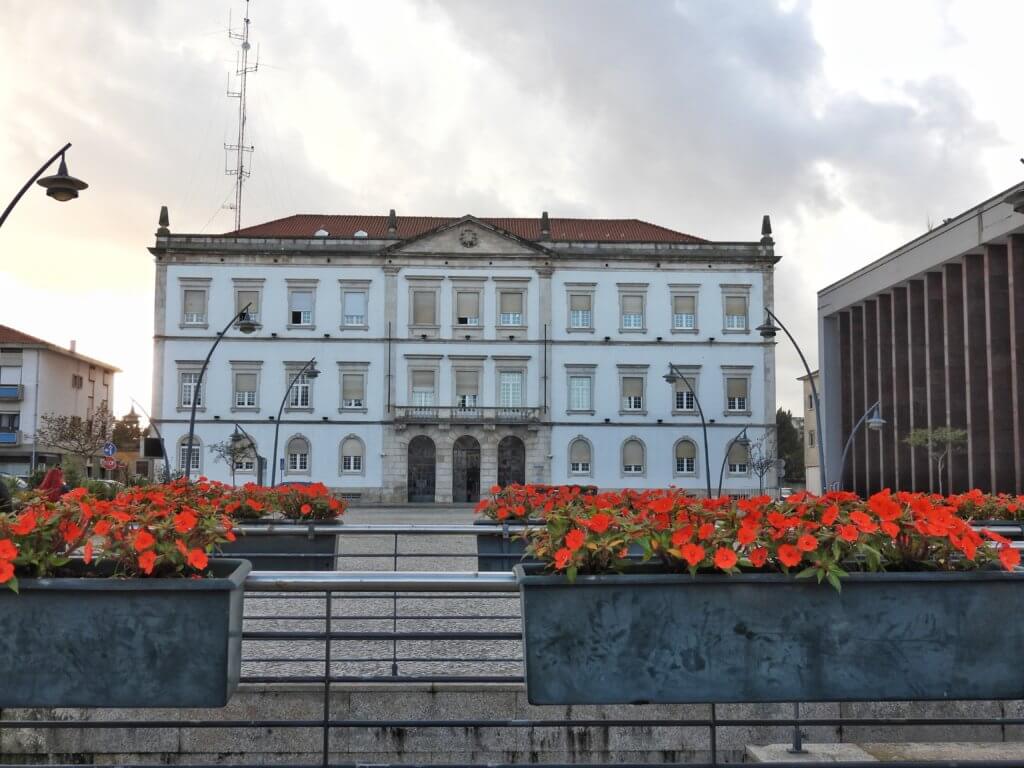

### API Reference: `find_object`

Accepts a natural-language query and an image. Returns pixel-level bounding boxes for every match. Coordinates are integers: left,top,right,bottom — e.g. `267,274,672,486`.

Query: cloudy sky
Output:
0,0,1020,420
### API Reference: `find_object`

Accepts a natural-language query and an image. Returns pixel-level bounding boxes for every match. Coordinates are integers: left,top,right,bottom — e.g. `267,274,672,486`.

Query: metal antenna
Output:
224,0,258,232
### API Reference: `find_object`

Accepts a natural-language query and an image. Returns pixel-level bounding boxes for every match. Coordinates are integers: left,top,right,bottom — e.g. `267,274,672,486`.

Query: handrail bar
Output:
244,569,518,592
236,522,531,536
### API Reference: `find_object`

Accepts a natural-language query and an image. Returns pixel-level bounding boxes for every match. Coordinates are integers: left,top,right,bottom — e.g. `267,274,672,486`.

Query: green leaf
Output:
5,576,18,594
826,571,843,592
566,565,578,583
795,566,817,580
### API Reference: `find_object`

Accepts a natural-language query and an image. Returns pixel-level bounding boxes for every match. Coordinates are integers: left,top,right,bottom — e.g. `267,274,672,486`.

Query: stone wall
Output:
3,683,1023,765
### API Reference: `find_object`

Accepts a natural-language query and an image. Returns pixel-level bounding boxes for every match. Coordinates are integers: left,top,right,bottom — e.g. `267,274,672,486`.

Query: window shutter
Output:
342,438,363,458
455,370,477,396
235,373,257,392
291,290,313,311
570,294,591,311
725,296,747,315
184,290,204,314
288,437,309,454
342,374,363,400
622,377,643,397
673,295,695,314
413,291,435,324
676,441,696,460
0,349,22,366
727,377,747,398
456,292,479,318
622,295,643,313
236,290,259,315
412,370,434,389
728,442,748,463
500,291,522,313
344,291,366,315
675,376,696,395
570,439,590,463
623,440,643,466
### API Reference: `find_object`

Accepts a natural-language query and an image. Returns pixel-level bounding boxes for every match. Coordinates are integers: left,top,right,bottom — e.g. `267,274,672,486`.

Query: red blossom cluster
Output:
478,486,1022,588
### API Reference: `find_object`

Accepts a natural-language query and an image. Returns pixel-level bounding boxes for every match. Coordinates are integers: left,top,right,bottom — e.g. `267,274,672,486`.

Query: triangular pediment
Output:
386,216,550,256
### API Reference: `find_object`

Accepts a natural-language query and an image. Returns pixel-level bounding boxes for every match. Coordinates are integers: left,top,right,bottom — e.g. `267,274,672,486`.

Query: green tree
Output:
776,408,805,484
208,437,256,487
112,416,142,451
904,427,968,496
30,408,115,476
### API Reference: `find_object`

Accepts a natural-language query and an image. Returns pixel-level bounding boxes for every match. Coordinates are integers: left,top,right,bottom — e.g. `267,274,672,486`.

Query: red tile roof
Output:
229,215,706,243
0,325,50,345
0,325,120,371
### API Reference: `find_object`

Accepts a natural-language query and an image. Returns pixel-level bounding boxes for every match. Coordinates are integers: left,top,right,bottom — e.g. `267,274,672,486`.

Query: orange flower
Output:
880,521,900,539
737,526,757,546
680,543,705,567
797,534,818,552
0,539,17,560
175,539,189,556
838,525,859,542
245,498,264,512
137,550,157,575
697,523,714,540
300,503,312,516
586,513,613,534
133,529,156,552
565,528,586,552
0,559,13,583
821,504,839,526
714,547,738,570
749,547,768,568
83,541,93,565
187,548,209,570
11,511,36,535
490,484,502,495
554,547,572,569
999,546,1020,571
777,544,802,568
173,509,198,534
93,519,111,536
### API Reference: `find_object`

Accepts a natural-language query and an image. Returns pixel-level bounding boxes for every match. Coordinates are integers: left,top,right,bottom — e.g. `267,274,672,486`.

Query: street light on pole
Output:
718,426,750,498
270,358,320,487
756,308,827,489
183,304,257,481
1,143,89,229
231,423,265,486
837,400,885,491
663,364,713,498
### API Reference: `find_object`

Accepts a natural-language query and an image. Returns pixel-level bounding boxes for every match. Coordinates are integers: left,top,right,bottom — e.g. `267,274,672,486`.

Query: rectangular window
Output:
673,295,696,330
499,371,523,408
412,290,437,326
342,291,367,327
808,393,815,410
728,443,749,474
569,376,592,411
676,455,695,473
621,295,644,329
455,291,480,326
569,293,593,329
180,372,202,407
183,289,207,325
674,378,696,411
726,377,748,412
288,451,309,471
342,373,365,408
808,429,816,447
455,370,479,409
288,374,312,408
236,289,260,323
342,454,362,472
234,455,255,472
499,291,524,326
234,372,257,408
411,370,435,409
621,376,643,411
289,290,314,326
0,412,19,431
725,296,748,330
179,442,201,472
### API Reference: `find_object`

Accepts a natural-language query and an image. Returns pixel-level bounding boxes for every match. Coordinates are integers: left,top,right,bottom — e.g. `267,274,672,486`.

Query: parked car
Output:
778,487,794,500
0,473,28,489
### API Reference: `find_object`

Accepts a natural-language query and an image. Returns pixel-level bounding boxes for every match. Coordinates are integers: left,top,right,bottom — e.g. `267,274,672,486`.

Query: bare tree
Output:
208,437,255,487
748,434,779,495
904,427,968,496
31,408,115,473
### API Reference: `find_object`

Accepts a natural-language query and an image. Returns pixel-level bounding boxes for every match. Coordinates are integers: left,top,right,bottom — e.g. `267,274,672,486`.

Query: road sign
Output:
102,442,117,457
101,456,118,471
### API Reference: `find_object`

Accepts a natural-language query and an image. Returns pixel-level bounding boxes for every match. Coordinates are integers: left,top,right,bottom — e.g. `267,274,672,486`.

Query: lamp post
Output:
663,364,713,498
718,426,750,497
756,308,827,489
1,143,89,229
183,305,257,481
129,397,171,483
270,358,320,486
837,400,885,491
231,423,265,486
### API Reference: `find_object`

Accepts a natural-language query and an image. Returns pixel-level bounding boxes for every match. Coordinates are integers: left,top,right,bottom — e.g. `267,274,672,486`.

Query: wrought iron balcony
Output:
392,405,543,424
0,384,24,401
0,429,21,446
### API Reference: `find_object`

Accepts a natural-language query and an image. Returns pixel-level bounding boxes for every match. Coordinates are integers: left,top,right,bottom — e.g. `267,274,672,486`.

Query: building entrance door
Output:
497,435,526,488
407,436,436,503
452,435,481,502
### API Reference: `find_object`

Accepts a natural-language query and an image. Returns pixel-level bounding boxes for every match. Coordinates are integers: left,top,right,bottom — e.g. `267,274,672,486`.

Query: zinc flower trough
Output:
217,520,340,570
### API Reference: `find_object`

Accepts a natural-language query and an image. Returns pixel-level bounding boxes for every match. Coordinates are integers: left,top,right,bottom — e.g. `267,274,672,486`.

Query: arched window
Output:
622,438,645,475
728,441,749,474
286,436,311,474
569,438,592,475
177,436,201,474
674,439,697,475
340,436,365,474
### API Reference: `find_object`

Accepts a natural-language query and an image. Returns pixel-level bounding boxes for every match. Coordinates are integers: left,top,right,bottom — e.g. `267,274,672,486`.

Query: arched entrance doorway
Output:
452,435,481,502
497,435,526,488
407,436,436,503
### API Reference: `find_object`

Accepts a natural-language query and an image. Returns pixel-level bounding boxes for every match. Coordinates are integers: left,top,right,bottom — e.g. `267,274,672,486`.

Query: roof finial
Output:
387,208,398,235
157,205,170,236
540,210,550,238
760,214,773,246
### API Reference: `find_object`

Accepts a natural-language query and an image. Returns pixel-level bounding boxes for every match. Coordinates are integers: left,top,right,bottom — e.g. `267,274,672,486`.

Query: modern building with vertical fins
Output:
818,181,1024,496
150,209,779,501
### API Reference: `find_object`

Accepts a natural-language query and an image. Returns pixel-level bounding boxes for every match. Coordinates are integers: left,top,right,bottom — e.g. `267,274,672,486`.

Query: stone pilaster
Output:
925,271,947,492
964,253,992,491
850,305,866,496
863,299,880,493
1009,235,1024,493
984,244,1014,492
891,286,912,491
876,294,897,491
943,262,969,493
908,279,928,489
838,311,853,490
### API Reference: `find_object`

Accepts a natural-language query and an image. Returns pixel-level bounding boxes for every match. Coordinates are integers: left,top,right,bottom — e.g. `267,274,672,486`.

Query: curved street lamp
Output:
1,143,89,229
129,397,172,483
183,305,257,481
718,426,750,498
663,364,713,498
231,423,266,486
837,400,886,491
270,358,320,486
756,308,827,490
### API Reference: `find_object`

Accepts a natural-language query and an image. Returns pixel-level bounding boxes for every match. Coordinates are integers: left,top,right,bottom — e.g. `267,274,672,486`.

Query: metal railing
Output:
391,405,543,423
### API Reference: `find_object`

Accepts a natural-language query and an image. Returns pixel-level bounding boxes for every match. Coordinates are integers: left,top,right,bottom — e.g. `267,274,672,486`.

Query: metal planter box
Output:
218,520,340,570
0,558,250,708
474,520,535,571
515,565,1024,705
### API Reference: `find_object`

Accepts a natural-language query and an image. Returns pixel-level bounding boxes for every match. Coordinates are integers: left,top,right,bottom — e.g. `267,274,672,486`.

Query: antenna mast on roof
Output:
224,0,258,232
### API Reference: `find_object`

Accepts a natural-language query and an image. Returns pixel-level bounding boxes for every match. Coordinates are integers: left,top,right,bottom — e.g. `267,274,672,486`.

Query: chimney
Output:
540,211,550,238
387,209,398,236
70,340,77,353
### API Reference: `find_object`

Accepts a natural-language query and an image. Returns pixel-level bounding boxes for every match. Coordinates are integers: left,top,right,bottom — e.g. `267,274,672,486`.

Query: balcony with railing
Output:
391,404,543,424
0,383,24,401
0,429,21,446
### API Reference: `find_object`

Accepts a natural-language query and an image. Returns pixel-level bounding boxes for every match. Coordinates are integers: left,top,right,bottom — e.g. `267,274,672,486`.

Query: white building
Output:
0,325,118,476
150,211,779,502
